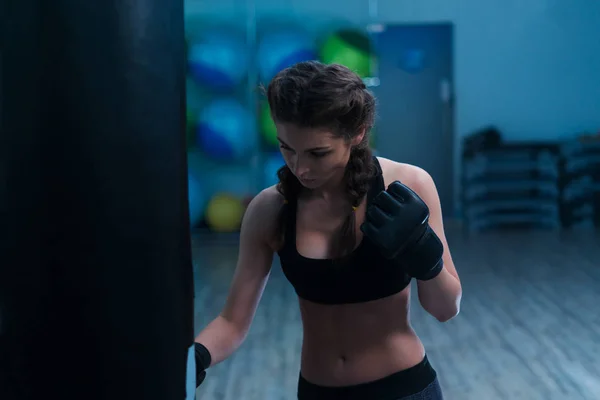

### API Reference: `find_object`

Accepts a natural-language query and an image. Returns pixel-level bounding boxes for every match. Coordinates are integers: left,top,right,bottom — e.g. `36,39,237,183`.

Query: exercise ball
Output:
197,98,257,160
263,152,285,189
205,193,246,233
259,102,278,147
320,30,373,78
188,30,248,90
257,31,317,84
188,172,205,227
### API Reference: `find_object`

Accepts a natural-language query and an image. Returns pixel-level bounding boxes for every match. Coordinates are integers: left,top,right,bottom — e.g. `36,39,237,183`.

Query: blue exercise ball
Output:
188,172,205,227
263,152,286,189
188,31,248,90
257,31,317,84
197,98,257,160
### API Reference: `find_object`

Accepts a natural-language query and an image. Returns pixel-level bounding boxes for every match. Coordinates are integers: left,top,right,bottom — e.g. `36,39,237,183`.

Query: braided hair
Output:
266,61,376,258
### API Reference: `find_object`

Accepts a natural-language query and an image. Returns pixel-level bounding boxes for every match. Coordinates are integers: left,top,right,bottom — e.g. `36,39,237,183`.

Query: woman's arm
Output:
195,187,281,365
407,168,462,322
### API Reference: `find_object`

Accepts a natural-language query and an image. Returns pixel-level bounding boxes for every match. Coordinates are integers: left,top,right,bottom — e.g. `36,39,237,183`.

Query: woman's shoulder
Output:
242,185,284,244
375,156,435,193
245,185,284,222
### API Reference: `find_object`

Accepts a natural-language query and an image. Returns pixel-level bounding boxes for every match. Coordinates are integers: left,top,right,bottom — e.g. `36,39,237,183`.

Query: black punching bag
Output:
0,0,194,399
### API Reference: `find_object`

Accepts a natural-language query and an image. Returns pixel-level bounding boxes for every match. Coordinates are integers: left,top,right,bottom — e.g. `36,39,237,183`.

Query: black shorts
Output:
297,355,443,400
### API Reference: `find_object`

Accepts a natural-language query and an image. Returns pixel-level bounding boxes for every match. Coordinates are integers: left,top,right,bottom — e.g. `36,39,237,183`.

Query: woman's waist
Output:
298,351,436,400
299,330,425,387
298,289,412,337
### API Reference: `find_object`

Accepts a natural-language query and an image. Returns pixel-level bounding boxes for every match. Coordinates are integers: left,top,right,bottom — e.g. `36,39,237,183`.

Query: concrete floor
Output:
192,227,600,400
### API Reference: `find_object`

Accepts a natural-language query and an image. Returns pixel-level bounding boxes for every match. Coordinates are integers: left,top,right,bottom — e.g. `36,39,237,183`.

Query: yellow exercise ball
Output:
205,193,246,233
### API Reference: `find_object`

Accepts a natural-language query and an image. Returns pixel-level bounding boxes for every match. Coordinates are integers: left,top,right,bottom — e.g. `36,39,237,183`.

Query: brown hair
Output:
266,61,377,258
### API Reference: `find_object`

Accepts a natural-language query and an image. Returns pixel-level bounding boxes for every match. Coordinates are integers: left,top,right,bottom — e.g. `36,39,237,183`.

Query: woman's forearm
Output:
416,267,462,322
194,315,247,366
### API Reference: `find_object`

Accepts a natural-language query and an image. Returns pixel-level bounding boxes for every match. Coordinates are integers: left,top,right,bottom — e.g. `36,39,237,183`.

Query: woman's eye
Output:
311,151,330,158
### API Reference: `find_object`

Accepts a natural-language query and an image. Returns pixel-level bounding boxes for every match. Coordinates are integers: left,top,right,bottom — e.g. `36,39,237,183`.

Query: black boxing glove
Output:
360,181,444,281
194,342,212,388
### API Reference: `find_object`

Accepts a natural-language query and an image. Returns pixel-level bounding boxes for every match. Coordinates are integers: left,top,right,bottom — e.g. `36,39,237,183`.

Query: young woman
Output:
194,61,462,400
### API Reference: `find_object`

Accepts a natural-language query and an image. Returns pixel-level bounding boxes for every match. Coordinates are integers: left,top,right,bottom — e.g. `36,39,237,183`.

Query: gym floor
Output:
193,226,600,400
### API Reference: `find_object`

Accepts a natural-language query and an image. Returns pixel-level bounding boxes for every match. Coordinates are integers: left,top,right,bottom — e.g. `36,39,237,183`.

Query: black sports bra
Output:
277,157,412,305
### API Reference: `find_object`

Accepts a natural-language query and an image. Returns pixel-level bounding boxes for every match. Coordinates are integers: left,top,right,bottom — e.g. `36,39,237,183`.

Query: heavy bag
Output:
0,1,194,399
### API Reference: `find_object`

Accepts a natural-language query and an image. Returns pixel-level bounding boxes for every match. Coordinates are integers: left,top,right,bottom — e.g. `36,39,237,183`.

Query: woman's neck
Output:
302,171,347,203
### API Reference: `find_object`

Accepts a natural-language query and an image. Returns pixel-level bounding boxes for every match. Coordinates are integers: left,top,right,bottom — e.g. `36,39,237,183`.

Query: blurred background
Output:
185,1,600,399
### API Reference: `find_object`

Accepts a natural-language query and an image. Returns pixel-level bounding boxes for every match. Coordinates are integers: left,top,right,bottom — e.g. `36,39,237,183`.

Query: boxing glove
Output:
360,181,444,281
194,343,212,387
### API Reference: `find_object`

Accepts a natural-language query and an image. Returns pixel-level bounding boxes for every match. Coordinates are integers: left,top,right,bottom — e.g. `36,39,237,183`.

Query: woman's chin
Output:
299,178,318,188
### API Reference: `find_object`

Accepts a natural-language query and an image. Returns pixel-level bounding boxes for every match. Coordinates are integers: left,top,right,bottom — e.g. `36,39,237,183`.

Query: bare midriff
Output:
298,287,425,387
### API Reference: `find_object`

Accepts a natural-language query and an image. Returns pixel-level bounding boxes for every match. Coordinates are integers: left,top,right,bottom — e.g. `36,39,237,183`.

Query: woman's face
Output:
276,123,364,190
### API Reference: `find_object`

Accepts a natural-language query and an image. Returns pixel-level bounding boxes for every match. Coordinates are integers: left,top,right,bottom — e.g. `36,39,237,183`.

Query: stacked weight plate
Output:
462,143,561,233
559,136,600,229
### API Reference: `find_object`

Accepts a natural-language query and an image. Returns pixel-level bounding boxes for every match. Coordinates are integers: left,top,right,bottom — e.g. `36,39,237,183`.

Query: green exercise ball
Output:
259,102,278,147
320,30,373,78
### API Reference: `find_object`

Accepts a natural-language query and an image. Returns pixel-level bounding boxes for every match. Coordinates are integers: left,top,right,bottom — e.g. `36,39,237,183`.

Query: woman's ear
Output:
351,128,366,146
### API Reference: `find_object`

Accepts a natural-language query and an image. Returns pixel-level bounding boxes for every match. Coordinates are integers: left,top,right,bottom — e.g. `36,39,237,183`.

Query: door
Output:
370,23,455,218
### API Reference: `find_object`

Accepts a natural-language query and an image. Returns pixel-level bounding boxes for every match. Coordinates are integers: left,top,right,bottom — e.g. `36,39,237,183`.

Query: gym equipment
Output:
263,151,285,188
188,172,206,228
205,193,246,233
558,136,600,229
257,30,317,84
320,29,373,78
259,101,278,147
197,98,257,160
462,142,561,233
462,126,502,158
361,182,444,281
188,30,248,90
1,0,194,399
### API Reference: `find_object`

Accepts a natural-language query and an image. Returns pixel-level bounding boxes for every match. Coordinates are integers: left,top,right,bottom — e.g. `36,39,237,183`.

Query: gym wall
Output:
184,0,600,226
